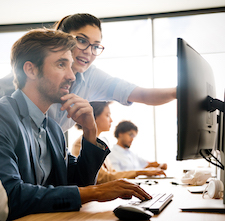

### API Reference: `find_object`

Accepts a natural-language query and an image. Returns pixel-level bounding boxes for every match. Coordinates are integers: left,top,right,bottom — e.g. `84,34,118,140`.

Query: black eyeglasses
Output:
75,36,104,56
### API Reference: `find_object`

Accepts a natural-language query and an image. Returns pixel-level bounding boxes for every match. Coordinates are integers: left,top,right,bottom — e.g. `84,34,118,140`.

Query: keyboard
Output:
128,193,173,214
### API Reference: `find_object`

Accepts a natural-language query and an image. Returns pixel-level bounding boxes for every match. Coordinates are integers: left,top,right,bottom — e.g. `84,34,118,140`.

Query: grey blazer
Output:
0,90,109,220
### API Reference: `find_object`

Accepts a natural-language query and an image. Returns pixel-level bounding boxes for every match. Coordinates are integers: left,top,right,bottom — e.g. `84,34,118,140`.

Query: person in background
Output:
0,28,151,220
0,13,176,133
0,181,8,221
72,101,166,183
109,120,167,172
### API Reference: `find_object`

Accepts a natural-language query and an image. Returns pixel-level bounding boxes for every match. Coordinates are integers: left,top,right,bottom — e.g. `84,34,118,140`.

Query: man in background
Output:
109,120,167,173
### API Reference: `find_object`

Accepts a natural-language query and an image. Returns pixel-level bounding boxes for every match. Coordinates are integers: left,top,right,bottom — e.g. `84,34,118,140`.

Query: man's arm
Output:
79,179,151,204
128,87,177,105
67,137,110,186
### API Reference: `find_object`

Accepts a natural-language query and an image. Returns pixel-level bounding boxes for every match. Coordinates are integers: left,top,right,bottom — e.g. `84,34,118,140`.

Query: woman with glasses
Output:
47,13,175,132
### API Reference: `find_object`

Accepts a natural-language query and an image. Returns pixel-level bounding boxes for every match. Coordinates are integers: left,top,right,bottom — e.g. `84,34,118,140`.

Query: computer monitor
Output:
177,38,217,161
176,38,225,204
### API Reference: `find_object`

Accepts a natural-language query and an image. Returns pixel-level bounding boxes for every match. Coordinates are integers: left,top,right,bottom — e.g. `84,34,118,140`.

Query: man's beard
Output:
37,77,72,104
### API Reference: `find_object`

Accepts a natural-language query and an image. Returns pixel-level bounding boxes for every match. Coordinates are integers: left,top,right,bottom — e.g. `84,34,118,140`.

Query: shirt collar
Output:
79,72,85,82
21,90,46,128
76,72,85,83
70,72,85,90
114,144,129,152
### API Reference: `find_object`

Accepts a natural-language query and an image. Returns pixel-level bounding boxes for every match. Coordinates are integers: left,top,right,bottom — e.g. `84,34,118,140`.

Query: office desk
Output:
14,179,225,221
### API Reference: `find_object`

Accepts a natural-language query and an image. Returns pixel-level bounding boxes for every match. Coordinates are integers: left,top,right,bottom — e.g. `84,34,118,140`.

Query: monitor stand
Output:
207,95,225,205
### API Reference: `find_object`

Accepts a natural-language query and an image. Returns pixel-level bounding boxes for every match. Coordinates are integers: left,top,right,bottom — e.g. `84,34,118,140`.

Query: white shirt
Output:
48,65,137,132
108,144,148,171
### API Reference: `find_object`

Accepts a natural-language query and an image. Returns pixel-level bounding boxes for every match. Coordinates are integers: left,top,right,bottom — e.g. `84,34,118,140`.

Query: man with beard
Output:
0,29,151,220
109,120,167,172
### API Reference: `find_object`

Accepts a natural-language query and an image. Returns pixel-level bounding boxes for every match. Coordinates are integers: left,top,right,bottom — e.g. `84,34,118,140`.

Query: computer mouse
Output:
113,204,153,220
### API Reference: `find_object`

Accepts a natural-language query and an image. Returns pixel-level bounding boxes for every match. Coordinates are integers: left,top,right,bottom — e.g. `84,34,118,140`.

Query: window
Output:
0,31,26,78
153,12,225,171
68,19,156,161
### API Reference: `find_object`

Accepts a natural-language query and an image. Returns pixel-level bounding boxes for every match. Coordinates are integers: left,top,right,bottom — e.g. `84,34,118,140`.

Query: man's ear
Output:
23,61,38,80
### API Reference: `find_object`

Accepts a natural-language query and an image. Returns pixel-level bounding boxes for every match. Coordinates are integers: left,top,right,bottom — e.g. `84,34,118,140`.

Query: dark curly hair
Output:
114,121,138,138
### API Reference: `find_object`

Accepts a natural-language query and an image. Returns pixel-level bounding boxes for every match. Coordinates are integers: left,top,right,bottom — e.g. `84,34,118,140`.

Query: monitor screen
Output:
177,38,217,161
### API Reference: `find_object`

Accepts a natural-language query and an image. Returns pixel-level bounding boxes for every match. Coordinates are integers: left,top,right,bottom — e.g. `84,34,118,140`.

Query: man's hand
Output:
145,161,160,168
60,94,97,145
145,162,167,170
79,179,152,204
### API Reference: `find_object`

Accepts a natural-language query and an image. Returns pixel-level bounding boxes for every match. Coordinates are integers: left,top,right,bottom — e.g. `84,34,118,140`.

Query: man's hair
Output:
54,13,102,34
11,28,76,89
114,120,138,138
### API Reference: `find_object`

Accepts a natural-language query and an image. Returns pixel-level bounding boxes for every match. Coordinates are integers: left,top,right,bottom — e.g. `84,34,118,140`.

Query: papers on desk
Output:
180,184,225,213
187,185,207,193
136,174,174,179
179,198,225,213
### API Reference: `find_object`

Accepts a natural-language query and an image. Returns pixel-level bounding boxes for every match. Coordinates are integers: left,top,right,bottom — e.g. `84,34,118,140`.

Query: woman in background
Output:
72,101,166,184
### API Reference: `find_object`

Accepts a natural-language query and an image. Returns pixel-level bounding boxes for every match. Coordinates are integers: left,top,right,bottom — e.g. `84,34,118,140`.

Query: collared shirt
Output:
108,144,148,171
22,91,52,185
47,65,137,132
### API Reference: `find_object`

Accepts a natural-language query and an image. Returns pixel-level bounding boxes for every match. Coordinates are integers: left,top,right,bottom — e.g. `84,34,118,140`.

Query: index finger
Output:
60,94,80,111
123,180,152,200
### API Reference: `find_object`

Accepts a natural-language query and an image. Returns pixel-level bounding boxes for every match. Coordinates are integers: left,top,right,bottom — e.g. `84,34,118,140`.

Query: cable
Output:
200,149,224,170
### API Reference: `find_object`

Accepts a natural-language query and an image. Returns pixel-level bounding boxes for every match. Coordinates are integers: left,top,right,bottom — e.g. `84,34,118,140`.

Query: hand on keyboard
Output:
129,193,173,214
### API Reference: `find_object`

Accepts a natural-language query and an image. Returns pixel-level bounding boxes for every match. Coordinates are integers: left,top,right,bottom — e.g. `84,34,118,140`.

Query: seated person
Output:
109,120,167,172
72,102,166,184
0,181,8,221
0,28,151,220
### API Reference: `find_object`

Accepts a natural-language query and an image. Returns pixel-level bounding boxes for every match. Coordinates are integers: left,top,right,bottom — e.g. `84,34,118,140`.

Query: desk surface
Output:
14,179,225,221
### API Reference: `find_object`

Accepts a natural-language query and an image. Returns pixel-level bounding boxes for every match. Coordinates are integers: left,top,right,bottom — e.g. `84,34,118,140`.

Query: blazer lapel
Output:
45,118,67,185
11,90,39,183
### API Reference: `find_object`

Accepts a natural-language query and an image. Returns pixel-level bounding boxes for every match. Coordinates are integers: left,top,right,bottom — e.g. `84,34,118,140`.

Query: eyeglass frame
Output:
75,36,105,56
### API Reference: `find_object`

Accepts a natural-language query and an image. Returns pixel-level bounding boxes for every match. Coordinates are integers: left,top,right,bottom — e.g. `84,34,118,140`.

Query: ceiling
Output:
0,0,225,25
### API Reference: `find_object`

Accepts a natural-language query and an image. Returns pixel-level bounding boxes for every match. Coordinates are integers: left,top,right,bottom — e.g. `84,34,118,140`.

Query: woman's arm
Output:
128,87,177,105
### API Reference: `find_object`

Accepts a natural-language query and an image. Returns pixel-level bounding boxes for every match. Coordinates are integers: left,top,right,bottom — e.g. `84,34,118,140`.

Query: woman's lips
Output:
76,57,89,65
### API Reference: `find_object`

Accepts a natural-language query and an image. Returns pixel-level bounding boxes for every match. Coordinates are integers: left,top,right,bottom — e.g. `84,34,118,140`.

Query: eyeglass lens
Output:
76,37,104,56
